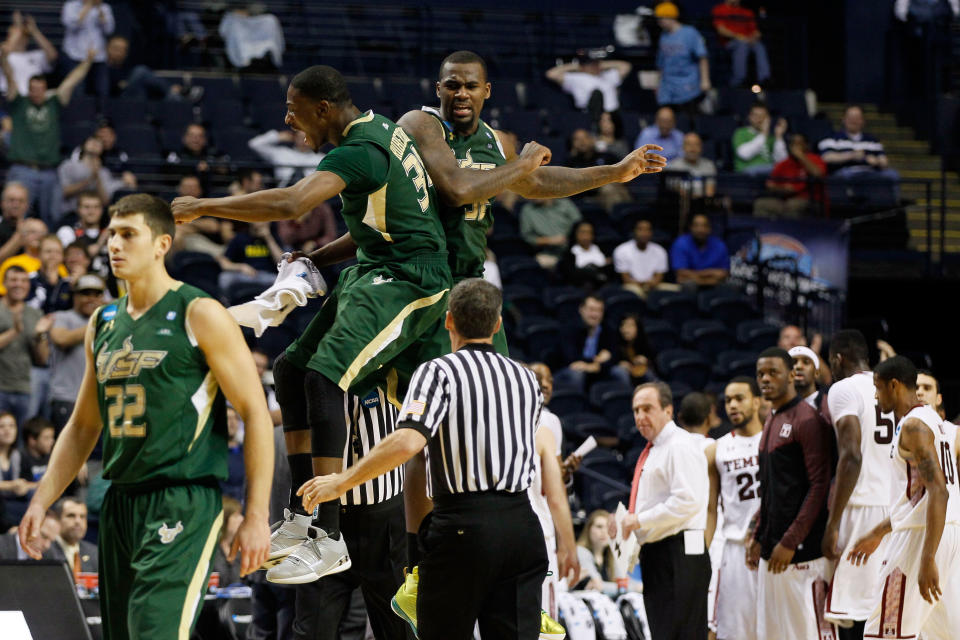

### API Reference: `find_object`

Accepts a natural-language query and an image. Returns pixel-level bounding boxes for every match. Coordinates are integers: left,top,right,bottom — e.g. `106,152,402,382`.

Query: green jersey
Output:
93,284,228,487
319,111,447,265
422,106,507,280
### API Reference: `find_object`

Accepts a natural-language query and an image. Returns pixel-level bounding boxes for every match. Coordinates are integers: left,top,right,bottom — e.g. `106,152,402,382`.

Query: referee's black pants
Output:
639,531,711,640
292,495,410,640
417,491,548,640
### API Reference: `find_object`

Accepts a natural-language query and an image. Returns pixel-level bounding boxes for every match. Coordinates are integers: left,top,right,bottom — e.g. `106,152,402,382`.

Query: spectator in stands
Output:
275,201,337,253
670,213,730,287
0,266,52,426
219,221,284,291
165,123,225,186
222,406,245,502
777,324,805,350
711,0,771,88
520,197,583,269
57,191,107,265
557,221,611,291
636,107,685,162
595,111,629,160
48,274,103,433
666,132,717,200
211,496,244,587
818,105,898,181
67,119,128,174
576,510,619,595
251,349,282,427
52,496,97,573
63,240,92,284
218,5,285,72
61,0,114,98
58,137,135,220
615,314,657,385
19,417,54,485
104,34,202,101
556,294,625,392
27,235,72,314
0,11,58,97
567,128,632,211
613,219,669,296
229,167,264,197
753,133,826,218
248,129,327,188
546,53,632,122
733,103,787,174
654,2,711,113
0,413,31,526
0,218,54,289
0,182,30,264
1,47,93,227
170,175,230,259
0,508,59,559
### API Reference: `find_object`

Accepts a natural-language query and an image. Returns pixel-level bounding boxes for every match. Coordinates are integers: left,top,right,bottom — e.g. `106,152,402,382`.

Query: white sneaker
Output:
265,530,352,584
262,508,312,569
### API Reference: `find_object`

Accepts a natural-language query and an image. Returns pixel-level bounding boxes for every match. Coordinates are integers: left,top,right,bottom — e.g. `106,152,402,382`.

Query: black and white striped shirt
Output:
341,388,403,506
397,343,543,498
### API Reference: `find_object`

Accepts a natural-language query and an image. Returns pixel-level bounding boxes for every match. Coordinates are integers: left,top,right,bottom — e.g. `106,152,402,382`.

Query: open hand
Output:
298,474,344,513
767,542,794,573
847,529,885,566
229,515,270,577
17,502,47,560
919,556,941,604
615,144,667,182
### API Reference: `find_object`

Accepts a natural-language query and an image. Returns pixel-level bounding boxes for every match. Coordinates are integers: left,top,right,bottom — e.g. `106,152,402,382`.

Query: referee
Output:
299,278,557,640
291,389,409,640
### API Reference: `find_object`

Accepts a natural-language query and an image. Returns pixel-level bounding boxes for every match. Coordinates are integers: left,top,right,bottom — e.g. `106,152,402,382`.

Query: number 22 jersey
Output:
715,431,762,542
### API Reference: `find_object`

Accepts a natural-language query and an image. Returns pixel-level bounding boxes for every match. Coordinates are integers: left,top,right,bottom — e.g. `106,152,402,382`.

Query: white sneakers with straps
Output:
262,508,312,570
266,529,352,584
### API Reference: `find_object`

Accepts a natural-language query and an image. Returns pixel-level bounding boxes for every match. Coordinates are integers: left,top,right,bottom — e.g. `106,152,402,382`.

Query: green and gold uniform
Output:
93,284,226,640
389,107,511,388
285,111,451,401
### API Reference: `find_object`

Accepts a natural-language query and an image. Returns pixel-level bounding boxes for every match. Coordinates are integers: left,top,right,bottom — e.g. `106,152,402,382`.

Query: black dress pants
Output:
639,531,711,640
293,495,410,640
416,491,548,640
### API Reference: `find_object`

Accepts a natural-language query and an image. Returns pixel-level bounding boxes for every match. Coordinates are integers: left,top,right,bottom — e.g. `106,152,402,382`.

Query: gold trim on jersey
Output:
362,184,393,242
386,368,400,409
342,110,375,137
188,372,219,453
178,509,224,640
338,289,449,391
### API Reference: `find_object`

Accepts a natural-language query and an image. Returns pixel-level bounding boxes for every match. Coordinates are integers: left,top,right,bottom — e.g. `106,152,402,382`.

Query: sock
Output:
407,532,421,566
287,453,313,516
315,500,340,540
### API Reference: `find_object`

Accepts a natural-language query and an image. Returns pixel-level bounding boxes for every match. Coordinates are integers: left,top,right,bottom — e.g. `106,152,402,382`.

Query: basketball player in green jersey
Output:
172,65,554,583
19,194,273,640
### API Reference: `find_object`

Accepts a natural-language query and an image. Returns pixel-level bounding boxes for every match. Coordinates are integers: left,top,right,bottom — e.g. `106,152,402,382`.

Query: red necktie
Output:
73,548,81,583
628,442,654,512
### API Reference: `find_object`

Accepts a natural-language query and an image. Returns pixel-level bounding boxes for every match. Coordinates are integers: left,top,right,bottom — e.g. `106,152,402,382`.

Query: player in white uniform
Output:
852,356,960,640
820,330,893,636
917,369,960,471
705,376,763,640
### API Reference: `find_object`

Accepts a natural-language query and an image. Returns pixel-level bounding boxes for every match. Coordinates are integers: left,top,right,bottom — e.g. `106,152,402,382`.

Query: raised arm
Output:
507,138,666,199
18,317,102,558
172,170,347,224
57,50,93,105
398,110,547,206
900,418,948,603
188,297,272,576
601,59,632,79
0,47,17,101
26,15,58,65
545,61,578,85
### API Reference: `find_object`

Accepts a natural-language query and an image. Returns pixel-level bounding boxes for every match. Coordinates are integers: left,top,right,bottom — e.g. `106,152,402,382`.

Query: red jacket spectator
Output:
712,2,758,43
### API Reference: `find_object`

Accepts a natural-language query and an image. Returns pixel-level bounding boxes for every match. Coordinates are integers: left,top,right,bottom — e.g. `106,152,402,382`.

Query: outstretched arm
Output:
189,298,272,576
508,141,666,199
399,110,549,206
19,317,102,558
173,170,347,224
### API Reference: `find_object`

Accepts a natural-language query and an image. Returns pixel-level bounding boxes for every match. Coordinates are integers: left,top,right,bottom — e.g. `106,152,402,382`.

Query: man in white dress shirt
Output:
613,381,710,640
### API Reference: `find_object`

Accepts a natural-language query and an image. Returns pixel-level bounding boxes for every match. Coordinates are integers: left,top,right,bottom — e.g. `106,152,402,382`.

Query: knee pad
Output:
273,354,309,433
304,370,349,458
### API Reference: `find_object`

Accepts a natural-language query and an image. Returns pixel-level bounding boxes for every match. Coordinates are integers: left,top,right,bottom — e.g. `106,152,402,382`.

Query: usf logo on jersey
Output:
96,336,168,383
457,149,496,172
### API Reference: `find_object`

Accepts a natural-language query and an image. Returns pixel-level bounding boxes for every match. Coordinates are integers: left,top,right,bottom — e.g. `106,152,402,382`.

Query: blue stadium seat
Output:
194,77,241,101
643,318,680,353
345,79,380,109
213,127,260,161
668,380,694,404
647,290,698,326
151,99,196,131
589,381,634,424
170,251,221,298
384,79,428,113
680,319,733,359
505,288,547,317
103,98,150,126
603,291,647,329
502,111,543,140
250,103,288,131
517,316,560,366
564,413,619,446
241,76,286,106
736,319,780,351
657,348,712,390
203,99,246,127
695,114,737,143
717,87,756,117
618,414,643,451
549,387,588,417
114,124,160,157
62,121,95,151
62,96,97,123
699,288,756,329
714,350,759,380
766,90,809,120
256,323,299,361
799,118,835,146
543,286,584,318
499,255,548,287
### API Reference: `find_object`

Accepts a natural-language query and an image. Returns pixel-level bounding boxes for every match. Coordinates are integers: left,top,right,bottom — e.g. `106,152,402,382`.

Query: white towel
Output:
228,254,326,337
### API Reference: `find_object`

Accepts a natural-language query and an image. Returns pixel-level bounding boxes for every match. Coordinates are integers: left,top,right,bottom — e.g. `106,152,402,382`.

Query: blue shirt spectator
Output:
61,0,115,64
635,106,685,162
655,3,710,106
670,214,729,286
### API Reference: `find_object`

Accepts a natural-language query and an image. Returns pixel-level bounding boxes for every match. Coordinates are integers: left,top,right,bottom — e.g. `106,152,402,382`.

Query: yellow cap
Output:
654,2,680,18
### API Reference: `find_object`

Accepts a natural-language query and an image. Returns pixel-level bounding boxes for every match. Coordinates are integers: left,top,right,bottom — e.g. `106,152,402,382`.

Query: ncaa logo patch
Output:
166,311,177,321
361,390,380,408
779,423,793,438
102,304,117,321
